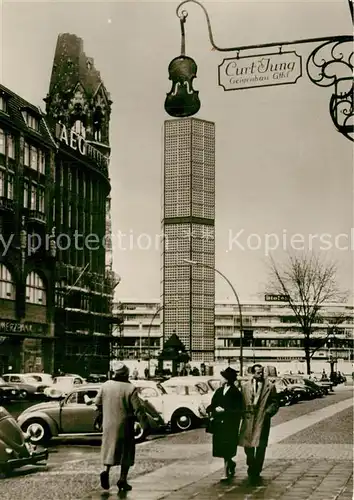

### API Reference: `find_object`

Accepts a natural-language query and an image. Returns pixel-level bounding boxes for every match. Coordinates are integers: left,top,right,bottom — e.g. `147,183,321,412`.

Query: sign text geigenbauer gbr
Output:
218,51,302,91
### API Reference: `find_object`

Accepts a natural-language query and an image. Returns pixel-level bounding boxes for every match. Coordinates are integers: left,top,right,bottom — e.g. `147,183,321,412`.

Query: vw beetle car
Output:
44,375,85,399
17,384,164,445
158,377,213,431
0,406,48,475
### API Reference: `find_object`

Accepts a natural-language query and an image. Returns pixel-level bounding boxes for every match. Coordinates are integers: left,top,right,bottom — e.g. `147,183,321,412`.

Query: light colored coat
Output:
238,378,279,448
94,380,144,466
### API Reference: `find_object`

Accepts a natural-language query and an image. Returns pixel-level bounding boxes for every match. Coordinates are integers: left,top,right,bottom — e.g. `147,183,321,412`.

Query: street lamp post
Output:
147,305,164,376
183,259,244,375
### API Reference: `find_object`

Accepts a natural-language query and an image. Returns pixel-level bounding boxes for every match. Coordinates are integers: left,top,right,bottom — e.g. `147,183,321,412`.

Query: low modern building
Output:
112,298,354,373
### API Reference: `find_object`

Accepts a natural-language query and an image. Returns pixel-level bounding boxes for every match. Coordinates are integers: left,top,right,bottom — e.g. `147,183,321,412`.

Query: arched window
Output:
93,107,103,142
94,129,102,142
26,272,46,305
73,120,86,138
0,264,15,299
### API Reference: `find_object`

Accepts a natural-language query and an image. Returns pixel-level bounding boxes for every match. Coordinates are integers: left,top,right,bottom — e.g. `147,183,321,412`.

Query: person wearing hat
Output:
94,362,148,492
238,364,279,483
206,366,243,481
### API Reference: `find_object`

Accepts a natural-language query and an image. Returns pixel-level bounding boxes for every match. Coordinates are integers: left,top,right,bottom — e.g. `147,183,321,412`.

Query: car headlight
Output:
11,390,16,395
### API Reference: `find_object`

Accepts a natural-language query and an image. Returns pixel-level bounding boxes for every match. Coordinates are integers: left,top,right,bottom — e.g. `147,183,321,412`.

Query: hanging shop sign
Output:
218,51,302,91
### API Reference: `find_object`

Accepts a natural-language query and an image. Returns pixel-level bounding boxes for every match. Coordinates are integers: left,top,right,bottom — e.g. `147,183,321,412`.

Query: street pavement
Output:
0,386,352,500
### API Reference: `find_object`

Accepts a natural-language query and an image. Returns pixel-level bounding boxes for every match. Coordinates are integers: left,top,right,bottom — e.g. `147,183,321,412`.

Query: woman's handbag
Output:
205,416,215,434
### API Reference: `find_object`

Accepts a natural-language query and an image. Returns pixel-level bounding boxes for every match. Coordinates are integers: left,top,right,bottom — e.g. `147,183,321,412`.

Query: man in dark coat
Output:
207,367,243,481
238,364,279,483
94,363,148,492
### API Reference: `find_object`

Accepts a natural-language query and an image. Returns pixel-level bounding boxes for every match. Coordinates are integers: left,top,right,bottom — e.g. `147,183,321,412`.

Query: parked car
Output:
282,376,320,400
0,405,48,475
63,373,86,381
159,377,213,431
17,384,164,445
86,374,108,383
309,373,334,392
180,375,223,392
26,373,53,387
302,377,329,396
2,374,48,399
0,377,23,403
283,375,326,398
44,376,85,399
269,377,299,406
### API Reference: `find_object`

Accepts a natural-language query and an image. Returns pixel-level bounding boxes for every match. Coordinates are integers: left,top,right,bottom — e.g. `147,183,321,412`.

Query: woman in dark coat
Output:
207,367,243,481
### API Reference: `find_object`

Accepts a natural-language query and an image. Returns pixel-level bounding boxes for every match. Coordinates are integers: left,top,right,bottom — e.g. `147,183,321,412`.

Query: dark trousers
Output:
244,446,267,476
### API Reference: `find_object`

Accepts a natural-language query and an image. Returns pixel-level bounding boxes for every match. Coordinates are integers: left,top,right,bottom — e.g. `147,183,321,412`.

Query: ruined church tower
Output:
44,33,112,156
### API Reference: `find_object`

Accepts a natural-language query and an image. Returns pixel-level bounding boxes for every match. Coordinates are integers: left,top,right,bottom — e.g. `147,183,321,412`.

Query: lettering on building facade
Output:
55,123,108,170
219,52,302,91
0,321,46,335
264,294,291,302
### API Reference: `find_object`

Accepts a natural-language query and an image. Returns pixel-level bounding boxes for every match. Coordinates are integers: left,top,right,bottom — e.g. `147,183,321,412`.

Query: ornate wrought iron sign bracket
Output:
165,0,354,142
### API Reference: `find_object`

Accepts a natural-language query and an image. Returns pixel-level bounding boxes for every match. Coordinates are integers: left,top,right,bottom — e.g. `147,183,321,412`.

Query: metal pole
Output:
139,322,142,359
183,260,244,375
212,267,244,377
147,305,163,377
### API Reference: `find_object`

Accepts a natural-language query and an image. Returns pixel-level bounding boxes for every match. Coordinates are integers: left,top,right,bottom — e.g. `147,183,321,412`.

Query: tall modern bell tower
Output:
161,118,215,362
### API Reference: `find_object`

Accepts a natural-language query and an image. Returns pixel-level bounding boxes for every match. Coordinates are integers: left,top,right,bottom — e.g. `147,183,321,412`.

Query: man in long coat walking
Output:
238,364,279,483
94,363,148,492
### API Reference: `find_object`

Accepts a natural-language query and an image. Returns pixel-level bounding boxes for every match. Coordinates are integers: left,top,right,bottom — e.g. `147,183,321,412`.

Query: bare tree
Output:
267,253,347,374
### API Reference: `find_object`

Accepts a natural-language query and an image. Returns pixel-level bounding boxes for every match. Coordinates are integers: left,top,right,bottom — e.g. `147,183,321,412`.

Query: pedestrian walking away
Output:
238,363,279,484
94,362,149,493
206,366,243,482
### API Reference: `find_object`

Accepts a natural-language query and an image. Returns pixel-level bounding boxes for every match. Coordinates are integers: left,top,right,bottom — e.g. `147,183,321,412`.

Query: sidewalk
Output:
86,397,353,500
85,453,353,500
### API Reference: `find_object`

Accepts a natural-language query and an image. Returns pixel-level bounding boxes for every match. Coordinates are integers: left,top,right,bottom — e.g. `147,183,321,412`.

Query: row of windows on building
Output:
0,169,45,211
0,129,46,175
0,177,103,228
164,205,215,219
58,167,97,200
215,316,353,325
218,338,353,348
57,201,100,232
116,337,160,348
56,290,110,314
65,341,109,356
0,264,46,304
1,95,41,130
1,94,102,148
